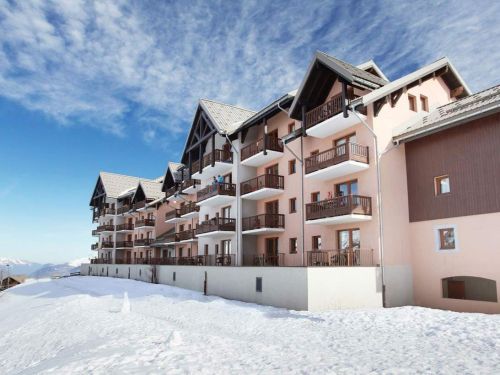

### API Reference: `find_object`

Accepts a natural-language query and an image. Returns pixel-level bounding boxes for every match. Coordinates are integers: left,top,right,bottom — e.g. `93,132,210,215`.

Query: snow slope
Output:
0,277,499,374
0,258,44,275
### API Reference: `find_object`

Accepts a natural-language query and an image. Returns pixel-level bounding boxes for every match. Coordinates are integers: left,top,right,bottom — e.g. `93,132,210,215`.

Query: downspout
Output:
224,133,241,266
350,105,386,307
277,100,306,267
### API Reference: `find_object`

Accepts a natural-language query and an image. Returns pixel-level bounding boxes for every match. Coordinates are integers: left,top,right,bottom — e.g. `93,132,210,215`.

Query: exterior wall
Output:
405,113,500,222
409,212,500,313
80,263,382,311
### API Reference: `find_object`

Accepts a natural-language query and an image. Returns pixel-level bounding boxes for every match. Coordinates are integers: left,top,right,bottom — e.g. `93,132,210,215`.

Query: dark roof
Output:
393,83,500,143
239,91,296,130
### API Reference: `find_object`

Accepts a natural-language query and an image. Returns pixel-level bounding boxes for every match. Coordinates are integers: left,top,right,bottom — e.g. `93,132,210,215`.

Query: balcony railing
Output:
96,224,114,232
178,229,196,241
307,249,374,266
165,185,178,198
241,174,284,195
92,229,99,236
91,243,98,250
103,207,116,215
101,241,114,248
181,179,201,190
241,134,284,161
192,149,233,173
242,214,285,231
305,92,357,129
90,258,112,264
197,183,236,203
126,255,235,266
117,205,131,214
115,241,134,248
165,209,181,221
134,238,154,247
305,195,372,221
304,143,369,174
135,218,155,228
243,253,285,266
116,223,134,231
179,202,200,216
196,217,236,235
163,233,180,244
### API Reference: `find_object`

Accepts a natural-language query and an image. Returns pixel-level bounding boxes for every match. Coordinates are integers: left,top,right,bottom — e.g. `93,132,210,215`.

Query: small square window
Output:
311,192,320,203
420,95,429,112
408,94,417,112
256,277,263,292
438,228,456,250
289,238,298,254
435,175,450,195
289,198,297,213
288,159,296,175
312,235,322,250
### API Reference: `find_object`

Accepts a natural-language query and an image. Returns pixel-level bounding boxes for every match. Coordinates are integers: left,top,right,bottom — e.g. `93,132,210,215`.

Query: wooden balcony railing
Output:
117,205,131,214
134,238,154,247
91,243,98,250
164,233,180,243
101,241,114,248
196,217,236,235
133,200,153,210
116,223,134,231
103,207,116,215
243,253,285,266
165,209,181,221
192,149,233,173
90,258,112,264
135,218,155,227
305,195,372,221
242,214,285,231
179,202,199,216
165,185,179,198
241,134,284,161
307,249,374,266
96,224,114,232
197,183,236,203
92,229,99,236
240,174,284,195
305,92,358,129
181,179,201,190
115,241,134,248
304,143,369,174
178,229,196,241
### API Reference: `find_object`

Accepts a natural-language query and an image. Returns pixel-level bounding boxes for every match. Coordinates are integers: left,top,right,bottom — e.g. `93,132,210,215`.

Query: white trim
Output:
434,224,459,253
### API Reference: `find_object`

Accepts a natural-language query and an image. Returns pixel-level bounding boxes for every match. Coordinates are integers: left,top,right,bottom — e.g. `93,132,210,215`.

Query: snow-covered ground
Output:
1,277,499,374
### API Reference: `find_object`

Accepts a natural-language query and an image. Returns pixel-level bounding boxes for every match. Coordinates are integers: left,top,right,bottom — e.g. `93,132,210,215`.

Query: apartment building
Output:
86,51,499,313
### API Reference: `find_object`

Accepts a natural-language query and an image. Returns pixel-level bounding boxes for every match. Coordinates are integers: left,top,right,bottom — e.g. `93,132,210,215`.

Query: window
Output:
289,238,298,254
288,122,295,134
288,159,296,174
311,192,320,203
266,200,279,214
335,180,358,197
312,235,322,250
408,94,417,112
420,95,429,112
338,229,360,250
221,206,231,218
256,277,263,292
221,240,231,255
442,276,497,302
204,244,209,256
289,198,297,213
266,164,279,175
435,175,450,195
436,227,456,250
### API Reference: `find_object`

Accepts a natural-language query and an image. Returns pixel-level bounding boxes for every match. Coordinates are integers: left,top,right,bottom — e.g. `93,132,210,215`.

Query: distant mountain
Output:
0,258,44,276
0,257,88,278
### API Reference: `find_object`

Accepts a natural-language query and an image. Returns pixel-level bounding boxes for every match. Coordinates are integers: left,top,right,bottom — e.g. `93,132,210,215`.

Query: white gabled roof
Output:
199,99,256,135
137,180,164,200
357,57,471,107
357,60,389,82
99,172,144,199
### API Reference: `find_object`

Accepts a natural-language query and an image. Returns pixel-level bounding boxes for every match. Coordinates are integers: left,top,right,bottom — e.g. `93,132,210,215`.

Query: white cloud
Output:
0,0,499,147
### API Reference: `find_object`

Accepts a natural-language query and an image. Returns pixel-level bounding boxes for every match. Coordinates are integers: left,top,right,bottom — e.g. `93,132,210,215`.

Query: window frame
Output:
288,159,296,175
289,238,298,254
289,197,297,213
408,94,417,112
312,235,322,251
420,94,429,112
434,175,450,195
434,224,459,252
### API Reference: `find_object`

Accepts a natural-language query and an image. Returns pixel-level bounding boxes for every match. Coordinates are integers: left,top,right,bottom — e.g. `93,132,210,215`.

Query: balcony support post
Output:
263,119,268,156
211,133,216,167
341,80,348,118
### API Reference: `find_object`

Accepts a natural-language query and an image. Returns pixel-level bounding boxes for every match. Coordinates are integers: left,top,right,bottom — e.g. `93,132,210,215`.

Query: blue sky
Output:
0,0,499,263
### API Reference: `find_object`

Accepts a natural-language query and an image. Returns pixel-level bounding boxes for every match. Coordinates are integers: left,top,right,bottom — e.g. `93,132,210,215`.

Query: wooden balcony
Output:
91,243,98,250
165,185,179,200
101,241,114,249
240,174,284,200
135,218,155,228
242,214,285,235
165,208,183,223
305,93,363,138
92,229,99,236
304,143,369,180
305,195,372,225
196,217,236,238
196,183,236,207
117,205,131,215
243,253,285,266
96,224,114,232
307,249,374,266
191,149,233,180
177,229,197,242
116,223,134,231
181,179,201,194
102,207,116,216
179,201,200,218
90,258,112,264
241,135,284,167
134,238,154,247
115,241,134,248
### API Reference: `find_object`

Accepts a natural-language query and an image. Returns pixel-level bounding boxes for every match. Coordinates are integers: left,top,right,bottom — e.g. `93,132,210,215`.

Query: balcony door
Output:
265,237,279,257
221,206,231,218
335,180,358,197
265,164,279,176
265,200,279,214
334,133,356,156
337,229,360,251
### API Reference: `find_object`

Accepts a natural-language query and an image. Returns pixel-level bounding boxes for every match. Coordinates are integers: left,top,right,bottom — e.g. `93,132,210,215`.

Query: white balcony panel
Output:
165,217,185,224
192,162,233,180
196,195,235,207
305,161,369,181
242,228,285,235
182,185,201,194
241,150,283,167
181,211,199,219
241,188,284,200
306,111,364,139
196,231,235,239
305,214,372,226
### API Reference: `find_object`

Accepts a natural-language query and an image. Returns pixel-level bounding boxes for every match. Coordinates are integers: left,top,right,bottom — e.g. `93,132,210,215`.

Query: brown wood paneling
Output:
405,113,500,222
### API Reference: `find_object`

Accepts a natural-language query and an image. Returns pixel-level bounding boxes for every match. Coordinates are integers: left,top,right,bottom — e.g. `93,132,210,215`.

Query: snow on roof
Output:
199,99,256,135
138,180,164,200
99,172,145,199
393,83,500,143
357,60,389,82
